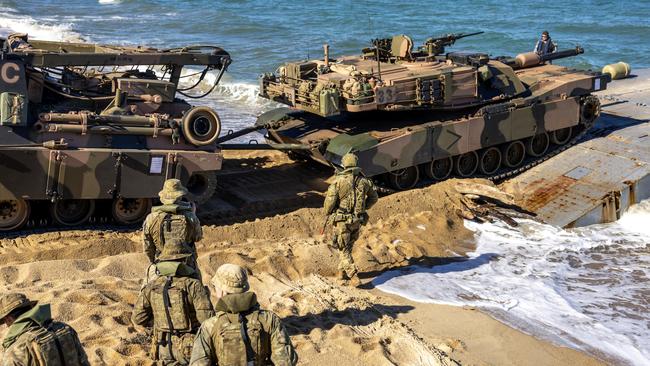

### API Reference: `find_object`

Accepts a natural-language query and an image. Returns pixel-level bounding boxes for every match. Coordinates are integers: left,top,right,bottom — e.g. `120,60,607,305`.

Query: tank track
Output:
374,95,601,191
488,125,588,182
372,123,589,194
2,161,330,238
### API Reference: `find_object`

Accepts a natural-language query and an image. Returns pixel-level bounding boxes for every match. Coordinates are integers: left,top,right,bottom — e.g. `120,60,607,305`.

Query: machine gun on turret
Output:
422,31,484,56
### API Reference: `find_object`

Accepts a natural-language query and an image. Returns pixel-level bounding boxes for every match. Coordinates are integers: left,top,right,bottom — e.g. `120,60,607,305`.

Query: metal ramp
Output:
501,69,650,227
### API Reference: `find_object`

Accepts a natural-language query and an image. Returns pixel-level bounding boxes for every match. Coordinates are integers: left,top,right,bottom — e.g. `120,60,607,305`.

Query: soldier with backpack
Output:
323,152,378,286
132,240,215,366
0,293,89,366
189,263,298,366
142,178,203,284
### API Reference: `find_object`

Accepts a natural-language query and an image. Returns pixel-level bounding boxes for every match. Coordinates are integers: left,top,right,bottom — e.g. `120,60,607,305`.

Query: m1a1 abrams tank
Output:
0,34,230,230
257,32,609,190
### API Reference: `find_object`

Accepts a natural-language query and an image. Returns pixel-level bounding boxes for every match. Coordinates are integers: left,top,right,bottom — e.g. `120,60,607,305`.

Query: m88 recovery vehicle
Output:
258,32,609,190
0,34,230,230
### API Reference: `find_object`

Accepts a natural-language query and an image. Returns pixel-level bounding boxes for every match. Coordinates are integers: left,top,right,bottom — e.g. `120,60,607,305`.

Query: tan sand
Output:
0,155,606,365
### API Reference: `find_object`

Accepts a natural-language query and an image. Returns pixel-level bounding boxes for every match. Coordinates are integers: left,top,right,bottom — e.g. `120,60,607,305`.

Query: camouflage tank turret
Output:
257,32,609,190
0,34,230,230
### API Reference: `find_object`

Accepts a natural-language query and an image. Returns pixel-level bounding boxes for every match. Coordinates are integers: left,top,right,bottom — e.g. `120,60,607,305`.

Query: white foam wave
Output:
375,200,650,366
0,7,83,42
179,70,281,111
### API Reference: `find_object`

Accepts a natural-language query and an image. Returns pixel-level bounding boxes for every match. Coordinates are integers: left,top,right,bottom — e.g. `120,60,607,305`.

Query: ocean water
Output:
1,1,650,364
1,0,650,134
375,200,650,366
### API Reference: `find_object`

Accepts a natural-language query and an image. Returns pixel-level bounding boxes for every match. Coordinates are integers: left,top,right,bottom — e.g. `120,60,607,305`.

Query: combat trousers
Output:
332,220,361,279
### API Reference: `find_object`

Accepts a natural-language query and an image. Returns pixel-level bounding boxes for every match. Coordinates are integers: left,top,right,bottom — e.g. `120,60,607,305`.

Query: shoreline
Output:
372,289,606,366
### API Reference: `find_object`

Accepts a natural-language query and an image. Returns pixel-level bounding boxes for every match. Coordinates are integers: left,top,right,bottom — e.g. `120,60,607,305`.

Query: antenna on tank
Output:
375,45,382,81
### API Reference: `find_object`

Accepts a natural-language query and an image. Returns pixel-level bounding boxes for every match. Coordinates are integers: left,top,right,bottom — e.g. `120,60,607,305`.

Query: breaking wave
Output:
375,200,650,366
0,6,84,42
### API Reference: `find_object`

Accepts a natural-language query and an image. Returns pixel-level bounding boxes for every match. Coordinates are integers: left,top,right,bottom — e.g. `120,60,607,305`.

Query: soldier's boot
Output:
348,276,361,287
345,266,360,287
336,269,350,285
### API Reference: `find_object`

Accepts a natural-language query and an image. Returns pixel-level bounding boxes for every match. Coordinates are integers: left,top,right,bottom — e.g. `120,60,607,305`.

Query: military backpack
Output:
211,310,271,366
24,321,86,366
149,211,195,248
149,276,198,362
150,277,194,333
334,175,370,225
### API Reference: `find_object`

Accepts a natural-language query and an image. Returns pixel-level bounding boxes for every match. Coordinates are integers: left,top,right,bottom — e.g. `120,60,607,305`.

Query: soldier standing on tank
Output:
323,152,378,285
534,31,557,56
142,178,203,284
132,240,214,366
1,293,89,366
189,263,298,366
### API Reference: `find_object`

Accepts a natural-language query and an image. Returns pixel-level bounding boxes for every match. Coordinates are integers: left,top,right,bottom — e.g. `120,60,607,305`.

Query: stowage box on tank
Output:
257,32,609,190
0,34,231,230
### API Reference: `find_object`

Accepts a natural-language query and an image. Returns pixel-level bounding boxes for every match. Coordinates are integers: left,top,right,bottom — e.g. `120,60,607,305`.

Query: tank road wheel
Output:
479,147,502,175
49,200,95,226
580,95,600,129
112,198,152,225
386,166,420,190
186,171,218,204
0,199,30,231
182,106,222,146
525,132,550,157
454,151,479,177
425,157,453,181
551,127,573,145
501,141,526,168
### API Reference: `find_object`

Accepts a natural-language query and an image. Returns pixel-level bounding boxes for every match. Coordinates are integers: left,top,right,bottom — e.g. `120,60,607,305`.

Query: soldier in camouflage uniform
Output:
132,240,214,366
143,178,203,284
1,293,89,366
189,263,298,366
324,153,378,285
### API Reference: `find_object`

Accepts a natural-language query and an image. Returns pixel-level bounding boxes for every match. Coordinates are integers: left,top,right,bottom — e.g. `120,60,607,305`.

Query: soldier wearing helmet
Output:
534,31,557,56
323,152,378,285
142,178,203,285
1,293,89,365
132,240,214,366
189,263,298,366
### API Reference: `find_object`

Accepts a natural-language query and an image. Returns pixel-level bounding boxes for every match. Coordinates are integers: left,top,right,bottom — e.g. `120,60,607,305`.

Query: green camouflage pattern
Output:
2,304,89,366
189,292,297,366
257,33,608,190
0,36,229,229
324,167,378,278
132,262,214,365
142,203,203,264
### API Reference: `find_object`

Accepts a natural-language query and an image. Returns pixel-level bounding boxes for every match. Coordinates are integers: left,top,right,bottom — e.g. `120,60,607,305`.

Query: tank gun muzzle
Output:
513,46,585,69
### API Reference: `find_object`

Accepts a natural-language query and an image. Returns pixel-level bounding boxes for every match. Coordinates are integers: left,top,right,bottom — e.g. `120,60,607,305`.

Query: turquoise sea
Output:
1,1,649,365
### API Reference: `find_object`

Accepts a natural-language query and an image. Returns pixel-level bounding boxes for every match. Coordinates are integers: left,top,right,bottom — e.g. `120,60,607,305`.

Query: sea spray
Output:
375,200,650,365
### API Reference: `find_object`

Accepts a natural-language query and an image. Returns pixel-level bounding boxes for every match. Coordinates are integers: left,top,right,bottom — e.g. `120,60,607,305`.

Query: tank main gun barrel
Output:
540,46,584,63
510,46,585,69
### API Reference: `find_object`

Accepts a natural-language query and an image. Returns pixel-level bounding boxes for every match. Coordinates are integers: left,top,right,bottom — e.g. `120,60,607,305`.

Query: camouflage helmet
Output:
158,178,189,205
158,239,193,261
341,153,358,168
211,263,249,294
0,293,36,323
